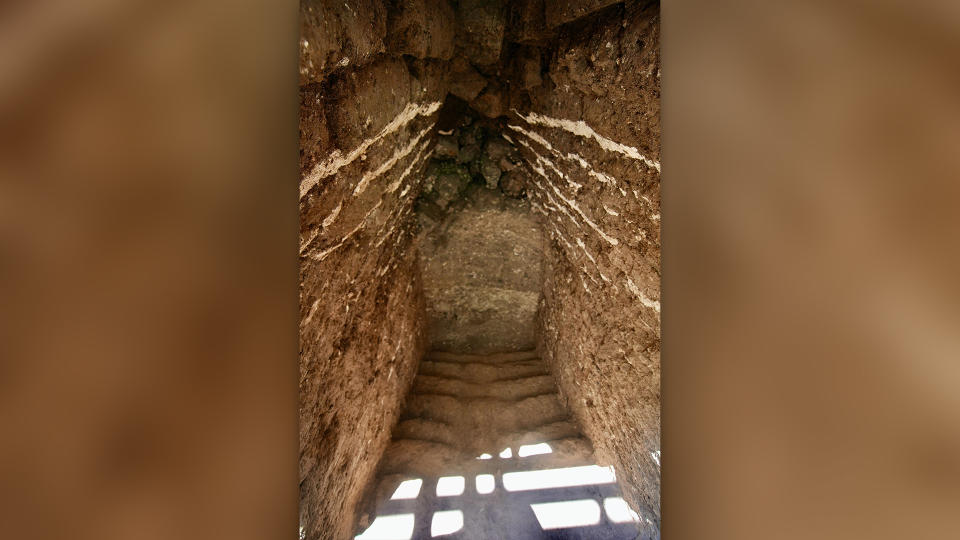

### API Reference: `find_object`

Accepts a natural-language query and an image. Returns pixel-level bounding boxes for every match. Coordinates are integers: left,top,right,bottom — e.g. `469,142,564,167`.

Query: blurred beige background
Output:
1,0,958,539
664,0,960,538
1,2,299,540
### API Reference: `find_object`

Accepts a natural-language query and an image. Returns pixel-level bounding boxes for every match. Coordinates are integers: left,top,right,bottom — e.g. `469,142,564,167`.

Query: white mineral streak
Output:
322,202,342,227
302,298,321,326
353,123,435,196
527,151,620,246
375,192,417,248
529,173,581,229
309,199,382,261
512,109,660,172
387,139,431,193
627,277,661,313
603,205,619,216
509,123,627,195
545,179,620,245
299,100,442,198
576,238,598,265
299,228,319,254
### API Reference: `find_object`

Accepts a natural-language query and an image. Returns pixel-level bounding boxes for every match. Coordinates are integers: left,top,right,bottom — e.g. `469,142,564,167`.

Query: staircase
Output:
355,350,642,540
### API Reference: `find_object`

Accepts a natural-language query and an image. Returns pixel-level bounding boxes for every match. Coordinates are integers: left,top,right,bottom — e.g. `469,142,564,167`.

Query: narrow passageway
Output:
355,167,641,537
299,2,660,539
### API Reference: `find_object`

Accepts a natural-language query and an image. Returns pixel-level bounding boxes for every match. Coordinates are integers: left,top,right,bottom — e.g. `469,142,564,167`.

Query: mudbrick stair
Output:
355,350,642,540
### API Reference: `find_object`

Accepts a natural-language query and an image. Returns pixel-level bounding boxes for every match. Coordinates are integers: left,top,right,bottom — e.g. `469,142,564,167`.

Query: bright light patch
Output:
476,453,493,460
603,497,640,523
530,500,601,530
475,474,495,494
430,510,464,537
499,447,513,458
518,443,552,457
502,465,616,492
436,476,465,497
651,450,661,466
390,479,423,500
355,514,415,540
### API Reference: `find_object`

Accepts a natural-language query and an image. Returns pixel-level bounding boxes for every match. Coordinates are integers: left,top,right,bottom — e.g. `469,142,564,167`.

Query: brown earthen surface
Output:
299,2,660,538
513,3,663,531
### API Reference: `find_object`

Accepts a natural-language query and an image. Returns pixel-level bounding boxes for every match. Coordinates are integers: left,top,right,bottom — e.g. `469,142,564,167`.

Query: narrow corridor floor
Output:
355,350,642,539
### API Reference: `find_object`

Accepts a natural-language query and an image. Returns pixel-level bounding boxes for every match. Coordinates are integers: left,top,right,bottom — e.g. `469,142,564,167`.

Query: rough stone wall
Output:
297,2,451,539
506,1,662,534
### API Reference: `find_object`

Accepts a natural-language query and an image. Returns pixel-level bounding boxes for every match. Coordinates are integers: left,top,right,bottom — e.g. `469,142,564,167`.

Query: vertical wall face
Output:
298,3,452,539
507,1,662,530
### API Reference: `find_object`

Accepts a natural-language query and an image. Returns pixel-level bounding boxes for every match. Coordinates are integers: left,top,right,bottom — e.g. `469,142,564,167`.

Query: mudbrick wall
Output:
297,3,451,539
505,1,663,534
299,1,659,538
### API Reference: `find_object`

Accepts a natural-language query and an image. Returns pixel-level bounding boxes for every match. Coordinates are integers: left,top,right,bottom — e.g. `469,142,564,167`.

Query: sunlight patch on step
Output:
436,476,465,497
476,453,493,460
518,442,552,457
475,474,495,494
603,497,641,524
530,499,601,530
390,479,422,500
355,514,415,540
499,447,513,458
431,510,464,537
502,465,617,492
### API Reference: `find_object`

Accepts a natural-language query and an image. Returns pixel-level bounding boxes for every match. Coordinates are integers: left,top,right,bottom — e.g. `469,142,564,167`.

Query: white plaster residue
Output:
566,151,591,169
626,278,661,313
299,228,319,254
309,200,382,261
302,298,321,327
603,205,619,216
576,238,598,266
531,175,581,230
353,124,434,196
550,224,574,251
322,202,342,227
511,124,627,194
539,153,581,191
513,109,661,172
299,100,442,198
387,139,430,193
651,213,660,222
546,180,620,246
508,124,557,154
311,241,345,262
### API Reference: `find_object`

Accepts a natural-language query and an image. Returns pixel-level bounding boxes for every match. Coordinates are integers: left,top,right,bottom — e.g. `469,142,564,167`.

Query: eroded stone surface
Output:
418,187,544,354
